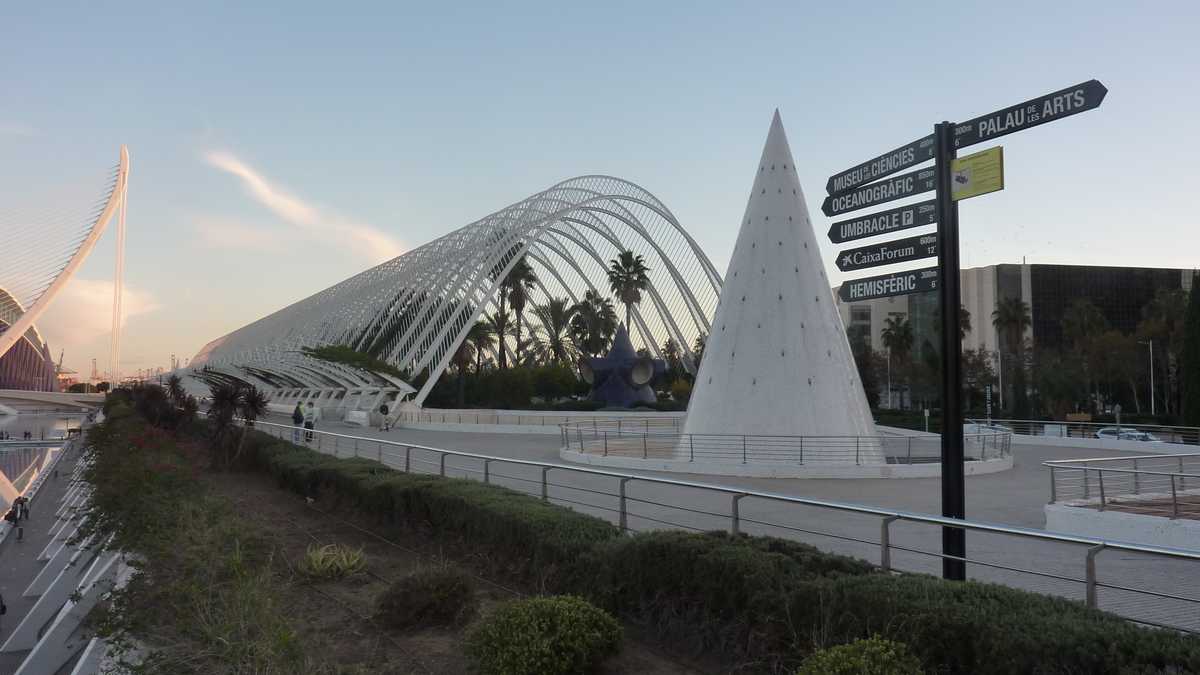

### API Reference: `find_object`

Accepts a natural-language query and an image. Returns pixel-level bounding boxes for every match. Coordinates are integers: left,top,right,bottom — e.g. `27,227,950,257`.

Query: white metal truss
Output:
191,175,723,406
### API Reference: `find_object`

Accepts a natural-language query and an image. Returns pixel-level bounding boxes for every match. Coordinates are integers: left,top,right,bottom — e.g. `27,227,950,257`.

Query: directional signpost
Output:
837,266,937,302
824,79,1107,581
828,199,937,244
821,167,937,217
836,233,937,273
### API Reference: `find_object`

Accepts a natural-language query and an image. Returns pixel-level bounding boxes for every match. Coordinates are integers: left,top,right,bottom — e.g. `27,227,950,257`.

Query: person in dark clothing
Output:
291,403,304,443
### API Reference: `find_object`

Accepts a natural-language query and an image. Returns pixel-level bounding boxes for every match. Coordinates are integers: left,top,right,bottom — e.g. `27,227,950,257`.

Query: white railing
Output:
978,418,1200,445
1045,453,1200,519
398,409,684,430
559,421,1011,465
250,419,1200,632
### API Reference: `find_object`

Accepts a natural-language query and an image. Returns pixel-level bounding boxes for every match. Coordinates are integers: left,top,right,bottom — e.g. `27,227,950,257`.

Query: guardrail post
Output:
541,467,550,502
1133,459,1140,495
377,443,383,463
604,431,608,456
619,478,631,532
578,428,584,452
404,446,411,473
1171,475,1179,519
483,459,490,484
1097,471,1106,511
1049,467,1056,504
1082,467,1089,499
689,435,694,462
731,494,745,535
643,433,648,459
906,438,913,464
880,515,899,571
1086,544,1105,609
799,436,804,464
439,453,447,477
855,437,861,465
742,436,747,464
354,438,359,458
1180,457,1187,491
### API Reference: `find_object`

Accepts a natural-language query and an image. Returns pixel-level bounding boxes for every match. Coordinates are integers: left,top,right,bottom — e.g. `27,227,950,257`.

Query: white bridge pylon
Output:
0,146,131,373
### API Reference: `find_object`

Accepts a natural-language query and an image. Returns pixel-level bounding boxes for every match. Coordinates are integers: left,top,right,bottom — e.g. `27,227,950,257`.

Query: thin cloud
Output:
193,217,287,250
202,150,404,263
36,278,160,349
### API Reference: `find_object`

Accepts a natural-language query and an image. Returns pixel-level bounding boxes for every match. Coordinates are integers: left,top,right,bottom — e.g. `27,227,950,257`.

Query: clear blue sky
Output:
3,1,1197,375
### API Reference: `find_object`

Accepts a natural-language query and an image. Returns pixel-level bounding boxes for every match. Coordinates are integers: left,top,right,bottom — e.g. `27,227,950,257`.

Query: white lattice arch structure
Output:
192,176,722,406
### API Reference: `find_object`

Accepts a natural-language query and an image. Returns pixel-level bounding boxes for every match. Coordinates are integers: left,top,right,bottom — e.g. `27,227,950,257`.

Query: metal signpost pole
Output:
935,120,966,581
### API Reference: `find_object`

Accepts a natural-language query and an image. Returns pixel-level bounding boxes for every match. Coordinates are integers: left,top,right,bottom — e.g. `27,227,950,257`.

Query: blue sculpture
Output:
581,325,665,408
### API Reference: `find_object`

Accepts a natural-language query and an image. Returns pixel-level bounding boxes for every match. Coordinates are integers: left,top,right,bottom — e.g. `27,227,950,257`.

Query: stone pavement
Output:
0,443,81,673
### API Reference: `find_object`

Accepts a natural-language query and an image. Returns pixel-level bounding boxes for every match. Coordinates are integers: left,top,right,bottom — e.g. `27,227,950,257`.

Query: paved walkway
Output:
0,443,80,673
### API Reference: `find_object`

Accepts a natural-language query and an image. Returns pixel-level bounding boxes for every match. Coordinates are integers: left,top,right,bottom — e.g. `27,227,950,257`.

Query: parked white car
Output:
1095,427,1162,442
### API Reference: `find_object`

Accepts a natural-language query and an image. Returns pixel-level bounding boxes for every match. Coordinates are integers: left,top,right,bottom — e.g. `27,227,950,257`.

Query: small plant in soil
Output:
299,543,366,580
376,565,479,630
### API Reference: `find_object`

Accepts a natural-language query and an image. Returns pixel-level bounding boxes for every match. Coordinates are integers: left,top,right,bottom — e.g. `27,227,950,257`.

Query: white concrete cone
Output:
681,111,879,465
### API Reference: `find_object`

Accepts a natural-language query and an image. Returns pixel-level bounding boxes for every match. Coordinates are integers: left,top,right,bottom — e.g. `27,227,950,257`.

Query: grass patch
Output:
298,543,366,580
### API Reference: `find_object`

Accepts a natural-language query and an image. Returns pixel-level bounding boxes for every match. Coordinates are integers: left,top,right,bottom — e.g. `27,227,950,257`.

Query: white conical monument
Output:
682,111,878,463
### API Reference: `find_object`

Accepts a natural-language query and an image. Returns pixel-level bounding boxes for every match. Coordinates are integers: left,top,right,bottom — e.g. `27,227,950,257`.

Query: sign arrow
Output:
827,199,937,244
826,135,935,196
836,233,938,273
838,266,939,303
821,167,936,217
955,79,1107,149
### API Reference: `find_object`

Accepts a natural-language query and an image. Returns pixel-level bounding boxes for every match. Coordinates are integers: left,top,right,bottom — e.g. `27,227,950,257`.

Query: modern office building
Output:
837,263,1194,356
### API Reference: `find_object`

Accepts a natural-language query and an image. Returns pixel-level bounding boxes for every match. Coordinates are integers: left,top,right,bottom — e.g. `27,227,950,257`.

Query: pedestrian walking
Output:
291,403,305,443
304,402,317,442
17,496,28,521
378,404,390,432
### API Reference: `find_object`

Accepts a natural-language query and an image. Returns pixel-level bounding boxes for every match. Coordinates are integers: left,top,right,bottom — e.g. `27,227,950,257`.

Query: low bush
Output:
466,595,622,675
796,637,922,675
298,543,366,580
375,566,479,629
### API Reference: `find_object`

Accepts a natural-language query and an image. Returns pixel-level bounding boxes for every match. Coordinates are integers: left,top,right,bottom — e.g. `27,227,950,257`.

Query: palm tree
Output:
570,290,619,356
881,316,914,408
992,298,1033,415
485,310,511,369
465,320,495,375
451,334,475,407
529,298,579,365
165,374,186,406
607,250,651,330
502,258,538,367
231,386,268,466
1063,298,1107,412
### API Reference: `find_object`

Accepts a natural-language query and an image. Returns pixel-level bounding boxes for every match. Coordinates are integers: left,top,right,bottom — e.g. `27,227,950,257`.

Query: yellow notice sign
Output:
951,146,1004,201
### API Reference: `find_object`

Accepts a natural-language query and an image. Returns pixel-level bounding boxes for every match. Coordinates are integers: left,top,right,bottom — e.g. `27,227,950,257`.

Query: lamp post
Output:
1138,339,1155,416
887,348,893,409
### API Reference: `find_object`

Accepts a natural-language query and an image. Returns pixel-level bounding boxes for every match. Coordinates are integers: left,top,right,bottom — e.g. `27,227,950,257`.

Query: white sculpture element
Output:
681,111,879,463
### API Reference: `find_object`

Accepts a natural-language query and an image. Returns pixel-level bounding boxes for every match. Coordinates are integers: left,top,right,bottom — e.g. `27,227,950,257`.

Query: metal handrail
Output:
250,419,1200,560
1046,453,1200,465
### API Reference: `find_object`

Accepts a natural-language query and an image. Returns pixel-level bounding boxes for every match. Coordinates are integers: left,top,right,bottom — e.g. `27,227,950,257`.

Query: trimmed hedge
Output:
230,429,1200,674
467,595,622,675
572,530,875,667
788,574,1200,674
239,431,620,585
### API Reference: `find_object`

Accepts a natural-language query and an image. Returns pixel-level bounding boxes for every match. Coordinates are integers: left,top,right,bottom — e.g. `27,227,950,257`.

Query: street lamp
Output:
1138,339,1155,416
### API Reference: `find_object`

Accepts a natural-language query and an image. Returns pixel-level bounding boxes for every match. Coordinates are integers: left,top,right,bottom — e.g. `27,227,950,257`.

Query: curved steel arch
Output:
192,175,722,407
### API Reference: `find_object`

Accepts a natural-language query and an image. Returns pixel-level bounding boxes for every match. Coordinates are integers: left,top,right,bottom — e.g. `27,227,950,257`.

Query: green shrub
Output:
467,596,621,675
298,543,366,580
375,566,479,629
788,574,1200,674
797,637,922,675
571,530,874,669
